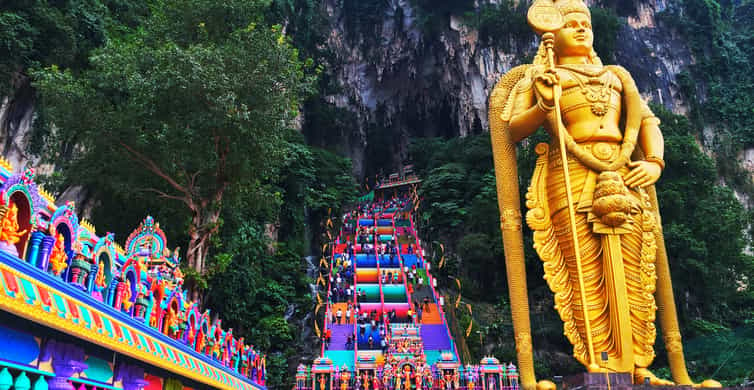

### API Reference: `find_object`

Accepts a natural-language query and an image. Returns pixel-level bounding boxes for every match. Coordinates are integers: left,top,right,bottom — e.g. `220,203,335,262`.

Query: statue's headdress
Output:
554,0,591,18
527,0,601,65
527,0,591,35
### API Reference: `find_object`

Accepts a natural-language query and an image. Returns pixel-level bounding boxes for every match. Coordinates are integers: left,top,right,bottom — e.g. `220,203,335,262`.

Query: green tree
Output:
653,105,754,328
204,220,310,390
32,0,315,298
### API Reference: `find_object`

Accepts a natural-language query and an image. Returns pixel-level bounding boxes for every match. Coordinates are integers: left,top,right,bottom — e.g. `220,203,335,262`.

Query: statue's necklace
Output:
562,65,613,117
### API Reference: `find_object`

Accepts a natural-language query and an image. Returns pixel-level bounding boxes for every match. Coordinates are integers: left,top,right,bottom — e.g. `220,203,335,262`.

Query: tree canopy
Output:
32,0,316,297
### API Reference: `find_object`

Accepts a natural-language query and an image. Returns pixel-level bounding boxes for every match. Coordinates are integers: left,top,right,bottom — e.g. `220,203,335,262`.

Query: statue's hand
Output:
534,69,559,106
624,160,662,188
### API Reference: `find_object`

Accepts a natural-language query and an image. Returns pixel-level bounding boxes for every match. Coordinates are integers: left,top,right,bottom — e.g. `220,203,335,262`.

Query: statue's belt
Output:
545,141,635,215
548,140,621,165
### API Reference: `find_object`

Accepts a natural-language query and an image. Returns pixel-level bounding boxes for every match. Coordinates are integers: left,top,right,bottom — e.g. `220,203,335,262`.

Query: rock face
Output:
307,0,701,178
0,74,37,171
2,0,751,185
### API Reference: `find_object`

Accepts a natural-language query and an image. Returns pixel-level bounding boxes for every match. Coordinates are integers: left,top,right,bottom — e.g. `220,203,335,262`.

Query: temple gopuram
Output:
298,171,519,389
0,160,267,390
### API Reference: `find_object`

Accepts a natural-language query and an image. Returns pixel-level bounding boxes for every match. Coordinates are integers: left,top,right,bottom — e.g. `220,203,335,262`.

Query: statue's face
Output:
554,12,593,57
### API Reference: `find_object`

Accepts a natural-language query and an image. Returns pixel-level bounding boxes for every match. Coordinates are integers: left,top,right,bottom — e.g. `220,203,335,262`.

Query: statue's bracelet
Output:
644,155,665,171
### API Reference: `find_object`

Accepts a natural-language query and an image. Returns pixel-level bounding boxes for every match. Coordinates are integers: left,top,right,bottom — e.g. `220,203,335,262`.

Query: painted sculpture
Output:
48,233,68,276
488,0,721,388
0,203,26,255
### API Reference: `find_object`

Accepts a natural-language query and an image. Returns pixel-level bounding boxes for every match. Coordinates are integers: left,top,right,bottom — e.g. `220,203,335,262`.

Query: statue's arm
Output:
626,101,665,188
508,77,546,143
638,103,664,162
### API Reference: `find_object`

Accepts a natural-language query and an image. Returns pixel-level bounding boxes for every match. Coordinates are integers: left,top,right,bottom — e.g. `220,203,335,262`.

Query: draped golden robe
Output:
525,139,658,371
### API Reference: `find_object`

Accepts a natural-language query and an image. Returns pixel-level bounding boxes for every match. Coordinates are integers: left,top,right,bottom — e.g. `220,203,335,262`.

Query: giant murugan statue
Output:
488,1,720,388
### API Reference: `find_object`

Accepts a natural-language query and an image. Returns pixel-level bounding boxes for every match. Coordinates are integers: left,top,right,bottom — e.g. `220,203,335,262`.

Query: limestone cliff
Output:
0,73,36,171
1,0,751,192
303,0,716,180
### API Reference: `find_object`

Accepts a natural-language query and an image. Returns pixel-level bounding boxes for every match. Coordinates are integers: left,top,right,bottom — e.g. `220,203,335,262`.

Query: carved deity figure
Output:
211,334,222,360
164,306,179,337
443,373,452,390
49,233,68,276
486,374,495,390
0,203,26,247
95,261,107,288
149,307,159,328
488,0,721,389
121,279,133,312
318,374,327,390
341,370,351,390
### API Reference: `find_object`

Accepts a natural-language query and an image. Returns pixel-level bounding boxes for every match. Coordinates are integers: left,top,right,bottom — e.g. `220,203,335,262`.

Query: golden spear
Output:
541,31,598,371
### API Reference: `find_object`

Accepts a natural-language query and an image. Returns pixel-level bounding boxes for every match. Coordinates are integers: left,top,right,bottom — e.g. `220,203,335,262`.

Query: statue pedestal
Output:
563,373,634,390
559,373,740,389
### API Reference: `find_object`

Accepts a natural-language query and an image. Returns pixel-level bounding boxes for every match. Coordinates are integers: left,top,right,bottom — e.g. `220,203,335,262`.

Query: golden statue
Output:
488,1,720,388
49,233,68,276
0,203,27,246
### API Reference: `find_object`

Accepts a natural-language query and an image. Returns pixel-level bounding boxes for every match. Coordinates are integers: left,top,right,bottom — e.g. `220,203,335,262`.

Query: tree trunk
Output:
118,141,228,305
185,205,222,303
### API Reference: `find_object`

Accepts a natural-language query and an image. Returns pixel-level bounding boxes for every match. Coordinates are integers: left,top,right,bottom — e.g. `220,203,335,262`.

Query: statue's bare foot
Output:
634,368,674,386
696,379,722,388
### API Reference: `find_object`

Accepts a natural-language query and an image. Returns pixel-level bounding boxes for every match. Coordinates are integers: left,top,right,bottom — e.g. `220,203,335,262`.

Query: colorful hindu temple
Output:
0,160,267,390
298,175,519,389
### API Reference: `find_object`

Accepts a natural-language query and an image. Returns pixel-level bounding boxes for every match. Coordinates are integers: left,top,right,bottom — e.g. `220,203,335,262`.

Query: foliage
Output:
205,221,310,390
652,105,754,328
410,135,506,300
267,0,331,62
201,128,355,388
302,98,359,152
1,0,102,90
682,325,754,386
658,0,754,200
0,0,151,90
589,6,622,62
32,0,315,293
409,0,475,35
276,131,359,252
21,0,357,387
463,1,530,50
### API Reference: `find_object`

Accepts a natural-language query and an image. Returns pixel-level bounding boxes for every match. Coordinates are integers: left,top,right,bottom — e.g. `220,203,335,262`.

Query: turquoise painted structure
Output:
0,161,267,390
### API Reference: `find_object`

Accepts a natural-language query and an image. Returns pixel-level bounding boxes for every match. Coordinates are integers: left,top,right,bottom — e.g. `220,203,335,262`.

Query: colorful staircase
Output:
329,324,352,349
420,304,442,324
420,324,452,351
301,190,519,390
319,197,459,377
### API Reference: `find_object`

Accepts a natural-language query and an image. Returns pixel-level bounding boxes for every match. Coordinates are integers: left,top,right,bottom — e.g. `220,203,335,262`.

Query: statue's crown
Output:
554,0,591,18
